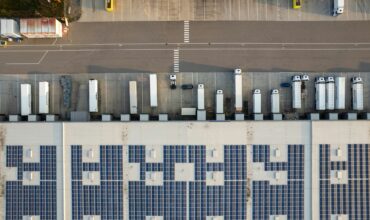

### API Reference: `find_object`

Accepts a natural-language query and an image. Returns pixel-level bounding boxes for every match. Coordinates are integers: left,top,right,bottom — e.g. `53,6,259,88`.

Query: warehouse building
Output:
0,121,369,220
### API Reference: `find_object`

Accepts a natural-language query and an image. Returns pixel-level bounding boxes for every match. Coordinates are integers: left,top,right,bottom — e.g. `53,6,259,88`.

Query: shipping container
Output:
129,81,138,114
197,84,205,110
216,90,224,114
21,84,32,116
292,76,302,109
335,77,345,109
39,81,49,114
149,74,158,107
89,79,98,113
271,89,280,114
315,77,326,111
234,69,243,112
20,18,62,38
253,89,262,114
352,77,364,111
0,19,21,38
325,77,335,110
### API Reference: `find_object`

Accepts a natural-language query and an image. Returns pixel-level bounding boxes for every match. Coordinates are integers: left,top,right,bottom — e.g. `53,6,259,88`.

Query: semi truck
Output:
352,77,363,111
21,84,32,116
325,77,335,110
129,81,138,114
216,90,224,114
333,0,344,16
39,81,49,114
335,77,345,109
253,89,261,114
234,69,243,112
89,79,98,113
292,75,302,109
315,77,326,111
149,74,158,107
197,84,205,110
271,89,280,114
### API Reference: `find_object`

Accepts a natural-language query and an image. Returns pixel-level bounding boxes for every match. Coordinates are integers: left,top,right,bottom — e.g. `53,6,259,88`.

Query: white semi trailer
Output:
39,81,49,114
21,84,32,116
325,77,335,110
352,77,363,111
292,75,302,109
315,77,326,111
234,69,243,112
253,89,262,114
198,84,205,110
129,81,138,114
335,77,345,109
149,74,158,107
216,90,224,114
89,79,98,113
271,89,280,114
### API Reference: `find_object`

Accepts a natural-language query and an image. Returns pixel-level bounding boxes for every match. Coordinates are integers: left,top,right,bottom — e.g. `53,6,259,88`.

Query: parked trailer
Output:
234,69,243,112
315,77,326,111
149,74,158,107
271,89,280,114
129,81,138,114
216,90,224,114
39,81,49,114
352,77,364,111
21,84,32,116
89,79,98,113
325,77,335,110
292,75,302,109
253,89,262,114
197,84,205,110
335,77,345,109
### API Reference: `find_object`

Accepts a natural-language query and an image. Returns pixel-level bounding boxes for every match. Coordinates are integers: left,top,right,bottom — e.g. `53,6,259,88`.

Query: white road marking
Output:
6,51,48,65
184,21,190,43
173,49,180,73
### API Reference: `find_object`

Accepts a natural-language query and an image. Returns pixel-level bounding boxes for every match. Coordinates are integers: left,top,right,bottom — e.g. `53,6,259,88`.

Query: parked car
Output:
181,84,194,90
280,82,291,88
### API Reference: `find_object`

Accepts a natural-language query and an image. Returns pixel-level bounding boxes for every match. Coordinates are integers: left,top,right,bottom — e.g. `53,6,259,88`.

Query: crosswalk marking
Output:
174,49,180,73
184,21,190,43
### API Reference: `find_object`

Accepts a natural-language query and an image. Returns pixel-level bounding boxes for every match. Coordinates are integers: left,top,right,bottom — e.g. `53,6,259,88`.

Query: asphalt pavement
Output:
1,21,370,74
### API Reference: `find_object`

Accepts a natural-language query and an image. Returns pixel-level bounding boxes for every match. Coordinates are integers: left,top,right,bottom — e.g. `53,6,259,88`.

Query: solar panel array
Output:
252,145,305,220
128,145,247,220
71,145,123,220
5,145,57,220
319,144,370,220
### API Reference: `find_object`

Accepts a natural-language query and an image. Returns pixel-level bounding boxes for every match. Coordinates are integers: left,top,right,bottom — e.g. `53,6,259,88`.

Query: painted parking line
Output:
184,21,190,43
174,49,180,73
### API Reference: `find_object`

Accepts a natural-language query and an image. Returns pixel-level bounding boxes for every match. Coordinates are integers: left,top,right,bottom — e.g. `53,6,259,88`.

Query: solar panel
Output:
5,145,57,220
319,144,370,220
71,145,123,220
128,145,247,220
252,144,305,220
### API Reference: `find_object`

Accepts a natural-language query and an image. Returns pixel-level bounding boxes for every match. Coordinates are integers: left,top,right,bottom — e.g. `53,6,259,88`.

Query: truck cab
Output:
326,77,335,83
315,77,325,84
292,75,301,82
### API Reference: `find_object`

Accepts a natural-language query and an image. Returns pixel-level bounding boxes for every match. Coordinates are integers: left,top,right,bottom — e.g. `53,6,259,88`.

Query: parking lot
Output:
0,72,369,121
79,0,370,22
